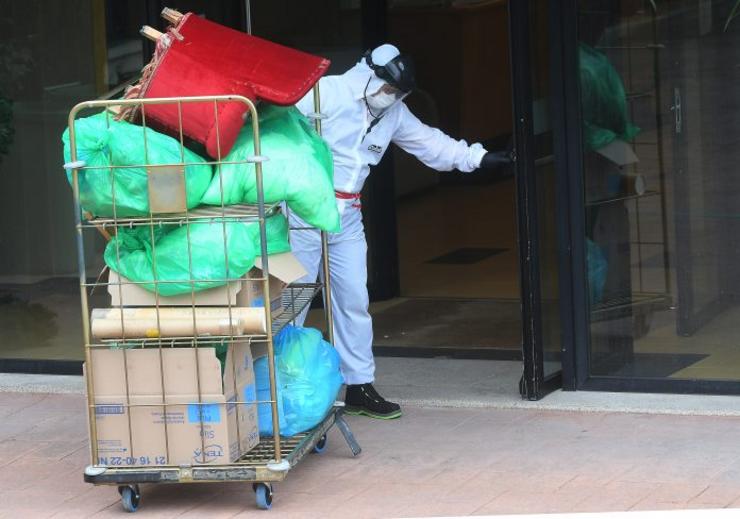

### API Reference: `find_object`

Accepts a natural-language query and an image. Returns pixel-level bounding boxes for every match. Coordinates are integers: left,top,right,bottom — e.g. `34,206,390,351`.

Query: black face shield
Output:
364,50,416,93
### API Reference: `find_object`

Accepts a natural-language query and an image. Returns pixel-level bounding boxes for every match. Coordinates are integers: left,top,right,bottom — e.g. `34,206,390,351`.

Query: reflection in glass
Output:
579,0,740,381
0,1,364,363
0,2,121,362
531,0,561,377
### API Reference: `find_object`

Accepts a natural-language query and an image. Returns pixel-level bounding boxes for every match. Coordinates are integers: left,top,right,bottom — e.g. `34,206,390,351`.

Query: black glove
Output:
479,150,514,170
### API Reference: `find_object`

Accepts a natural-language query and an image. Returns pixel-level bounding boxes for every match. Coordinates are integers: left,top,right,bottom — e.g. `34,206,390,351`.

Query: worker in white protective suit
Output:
292,44,511,419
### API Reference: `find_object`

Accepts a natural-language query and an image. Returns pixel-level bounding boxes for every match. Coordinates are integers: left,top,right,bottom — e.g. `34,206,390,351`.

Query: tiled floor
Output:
396,180,520,300
3,391,740,518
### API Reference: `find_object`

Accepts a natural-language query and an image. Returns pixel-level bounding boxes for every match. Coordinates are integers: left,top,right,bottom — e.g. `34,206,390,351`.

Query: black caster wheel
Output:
118,485,141,513
313,434,327,454
253,482,273,510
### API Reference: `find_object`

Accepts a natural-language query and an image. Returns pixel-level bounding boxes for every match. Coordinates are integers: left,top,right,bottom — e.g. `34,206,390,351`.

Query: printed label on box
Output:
95,404,125,415
188,403,222,424
192,443,226,464
97,439,127,454
97,455,168,466
152,410,185,425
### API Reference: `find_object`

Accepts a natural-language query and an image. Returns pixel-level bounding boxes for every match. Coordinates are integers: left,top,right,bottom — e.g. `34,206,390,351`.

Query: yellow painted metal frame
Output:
67,90,345,487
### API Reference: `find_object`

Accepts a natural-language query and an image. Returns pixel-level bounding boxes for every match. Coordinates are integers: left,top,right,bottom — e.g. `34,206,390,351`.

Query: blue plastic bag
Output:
587,238,608,305
254,326,344,437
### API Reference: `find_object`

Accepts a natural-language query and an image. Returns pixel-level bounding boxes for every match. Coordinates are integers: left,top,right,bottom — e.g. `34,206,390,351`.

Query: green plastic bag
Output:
104,213,291,296
579,43,640,151
201,105,340,232
62,112,213,217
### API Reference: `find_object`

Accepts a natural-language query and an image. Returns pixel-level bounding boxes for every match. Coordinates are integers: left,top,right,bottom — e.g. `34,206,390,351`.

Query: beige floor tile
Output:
175,483,256,519
640,483,710,504
8,394,740,516
687,484,740,508
630,500,698,511
324,482,453,519
569,480,660,513
472,487,589,515
0,438,45,467
48,486,121,519
95,482,230,518
399,494,497,518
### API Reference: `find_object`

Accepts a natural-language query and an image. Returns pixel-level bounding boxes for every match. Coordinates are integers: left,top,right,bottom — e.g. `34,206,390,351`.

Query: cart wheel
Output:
119,485,141,513
253,482,273,510
117,484,140,497
313,435,327,454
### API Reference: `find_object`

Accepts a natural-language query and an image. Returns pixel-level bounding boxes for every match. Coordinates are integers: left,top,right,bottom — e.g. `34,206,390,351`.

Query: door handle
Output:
670,87,682,134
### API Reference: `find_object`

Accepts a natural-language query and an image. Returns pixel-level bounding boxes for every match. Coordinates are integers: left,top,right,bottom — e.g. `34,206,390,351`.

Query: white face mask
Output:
366,91,399,111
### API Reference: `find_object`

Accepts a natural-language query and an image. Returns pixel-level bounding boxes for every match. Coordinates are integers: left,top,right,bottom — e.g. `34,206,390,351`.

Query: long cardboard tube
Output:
93,306,264,320
92,317,247,338
91,307,267,338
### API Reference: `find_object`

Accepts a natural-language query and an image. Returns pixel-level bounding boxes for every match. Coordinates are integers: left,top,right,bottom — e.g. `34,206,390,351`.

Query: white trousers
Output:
287,201,374,385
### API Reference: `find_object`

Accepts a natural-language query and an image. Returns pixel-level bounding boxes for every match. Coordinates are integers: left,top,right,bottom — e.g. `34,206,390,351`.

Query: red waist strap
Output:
335,190,361,200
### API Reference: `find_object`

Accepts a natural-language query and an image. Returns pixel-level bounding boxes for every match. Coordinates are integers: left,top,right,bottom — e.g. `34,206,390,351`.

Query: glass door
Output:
576,0,740,390
669,2,730,338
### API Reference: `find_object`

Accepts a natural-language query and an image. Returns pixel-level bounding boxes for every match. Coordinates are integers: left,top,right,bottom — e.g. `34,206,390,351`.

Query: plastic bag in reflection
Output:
579,43,640,151
587,238,608,305
254,325,343,437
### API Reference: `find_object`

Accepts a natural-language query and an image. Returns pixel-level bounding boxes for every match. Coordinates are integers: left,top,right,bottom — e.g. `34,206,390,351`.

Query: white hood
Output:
342,60,387,100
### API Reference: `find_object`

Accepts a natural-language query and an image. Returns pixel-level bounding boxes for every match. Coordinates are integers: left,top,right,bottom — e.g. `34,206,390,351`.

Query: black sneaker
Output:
344,384,402,419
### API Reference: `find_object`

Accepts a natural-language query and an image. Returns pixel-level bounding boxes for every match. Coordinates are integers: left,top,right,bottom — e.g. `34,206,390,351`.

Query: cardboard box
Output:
86,342,259,467
107,252,307,318
595,138,639,166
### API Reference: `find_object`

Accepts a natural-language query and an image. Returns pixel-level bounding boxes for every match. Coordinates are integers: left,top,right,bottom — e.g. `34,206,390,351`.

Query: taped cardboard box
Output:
108,252,307,318
86,342,259,467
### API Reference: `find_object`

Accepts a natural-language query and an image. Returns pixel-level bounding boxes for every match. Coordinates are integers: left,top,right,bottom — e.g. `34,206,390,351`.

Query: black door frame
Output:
509,0,545,400
548,0,585,393
509,0,565,400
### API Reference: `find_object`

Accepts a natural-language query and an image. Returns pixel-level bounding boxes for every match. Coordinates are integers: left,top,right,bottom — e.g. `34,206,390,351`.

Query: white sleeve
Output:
295,77,333,119
391,103,487,172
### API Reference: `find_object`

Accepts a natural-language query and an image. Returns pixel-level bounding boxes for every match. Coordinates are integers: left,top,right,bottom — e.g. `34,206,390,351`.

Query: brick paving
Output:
1,392,740,517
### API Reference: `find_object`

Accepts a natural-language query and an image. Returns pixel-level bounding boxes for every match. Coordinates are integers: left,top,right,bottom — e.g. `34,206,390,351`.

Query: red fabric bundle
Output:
129,13,330,158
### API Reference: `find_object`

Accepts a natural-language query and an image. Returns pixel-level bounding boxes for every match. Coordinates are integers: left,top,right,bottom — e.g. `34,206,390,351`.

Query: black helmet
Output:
364,48,416,93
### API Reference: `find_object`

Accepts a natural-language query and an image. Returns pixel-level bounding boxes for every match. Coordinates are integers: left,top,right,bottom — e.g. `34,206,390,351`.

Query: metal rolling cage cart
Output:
64,91,360,513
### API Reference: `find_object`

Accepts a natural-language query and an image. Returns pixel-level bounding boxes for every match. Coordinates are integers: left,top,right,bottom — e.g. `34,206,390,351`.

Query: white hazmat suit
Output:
291,45,488,386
